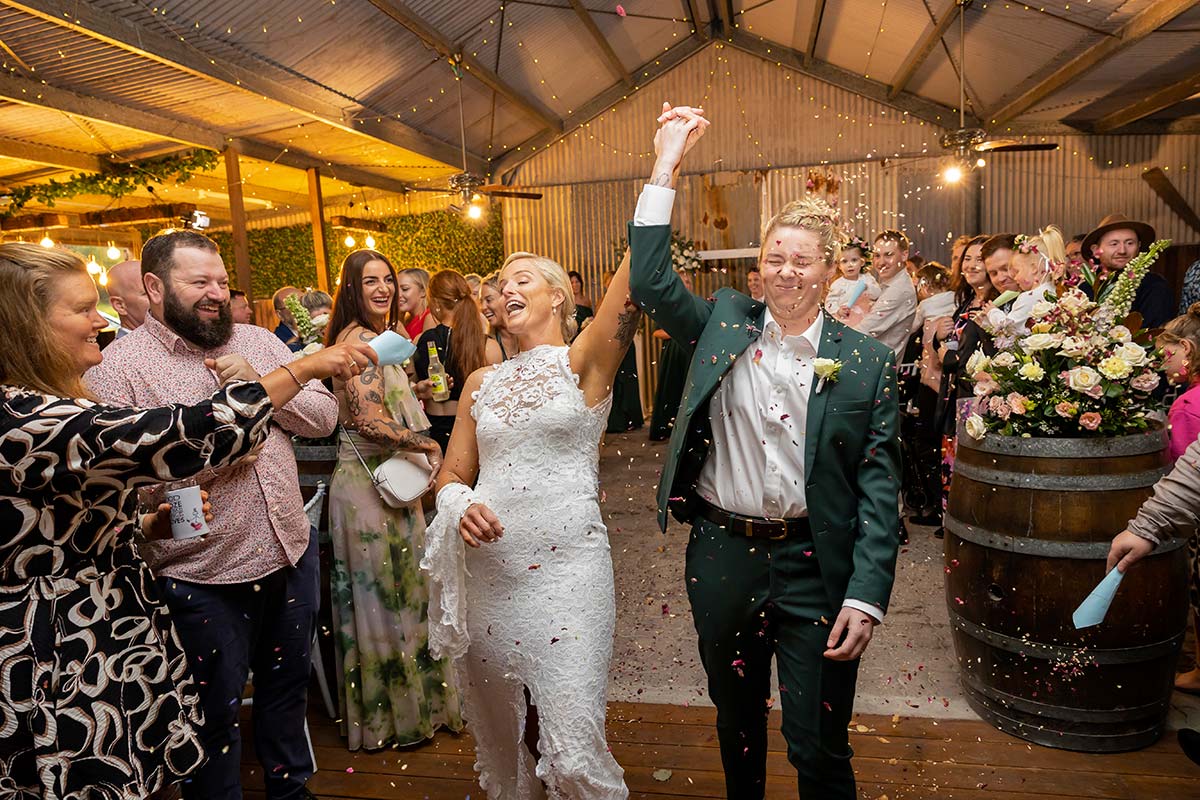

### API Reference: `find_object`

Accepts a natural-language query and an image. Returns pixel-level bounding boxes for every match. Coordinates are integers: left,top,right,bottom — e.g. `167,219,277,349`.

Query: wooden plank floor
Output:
239,701,1200,799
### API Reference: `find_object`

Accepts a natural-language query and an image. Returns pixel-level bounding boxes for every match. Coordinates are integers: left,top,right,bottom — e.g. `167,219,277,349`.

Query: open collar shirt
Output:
85,313,337,584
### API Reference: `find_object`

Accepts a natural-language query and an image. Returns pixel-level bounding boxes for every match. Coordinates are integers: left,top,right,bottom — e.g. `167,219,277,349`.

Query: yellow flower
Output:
1018,362,1045,381
1098,355,1132,380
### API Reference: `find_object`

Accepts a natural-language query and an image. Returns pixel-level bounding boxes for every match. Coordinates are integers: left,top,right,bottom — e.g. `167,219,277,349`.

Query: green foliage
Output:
205,209,503,297
1,150,220,218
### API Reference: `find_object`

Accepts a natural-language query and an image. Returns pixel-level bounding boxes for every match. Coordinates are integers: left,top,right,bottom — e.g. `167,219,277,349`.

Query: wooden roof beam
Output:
727,32,966,127
710,0,736,38
0,137,104,172
682,0,708,41
567,0,632,88
232,139,413,196
366,0,563,134
988,0,1200,125
2,0,478,172
889,0,960,99
805,1,829,65
1092,73,1200,133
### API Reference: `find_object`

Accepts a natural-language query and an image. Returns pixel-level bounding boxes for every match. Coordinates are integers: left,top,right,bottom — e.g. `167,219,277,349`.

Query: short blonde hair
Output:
762,197,842,264
0,243,91,397
501,251,577,341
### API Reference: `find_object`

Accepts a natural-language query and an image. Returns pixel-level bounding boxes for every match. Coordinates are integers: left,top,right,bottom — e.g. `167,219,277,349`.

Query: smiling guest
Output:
480,271,518,363
855,230,917,355
1083,214,1172,329
86,229,340,800
0,242,374,799
630,102,900,799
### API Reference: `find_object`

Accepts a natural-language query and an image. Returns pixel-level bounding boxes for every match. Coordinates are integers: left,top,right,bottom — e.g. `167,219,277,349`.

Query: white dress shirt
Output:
634,183,884,623
856,271,917,355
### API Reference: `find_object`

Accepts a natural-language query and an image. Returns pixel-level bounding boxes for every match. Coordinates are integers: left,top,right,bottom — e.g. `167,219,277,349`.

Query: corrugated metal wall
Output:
981,136,1199,242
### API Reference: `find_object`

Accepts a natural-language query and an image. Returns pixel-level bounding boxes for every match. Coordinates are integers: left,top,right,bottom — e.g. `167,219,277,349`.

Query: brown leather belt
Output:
697,499,812,540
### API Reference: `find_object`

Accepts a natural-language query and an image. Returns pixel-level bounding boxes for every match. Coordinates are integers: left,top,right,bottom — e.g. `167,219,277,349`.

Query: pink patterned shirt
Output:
1168,381,1200,462
85,313,338,584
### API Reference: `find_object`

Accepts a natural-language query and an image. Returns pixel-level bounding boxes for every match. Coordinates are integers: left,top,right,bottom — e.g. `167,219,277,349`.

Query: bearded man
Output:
86,229,336,800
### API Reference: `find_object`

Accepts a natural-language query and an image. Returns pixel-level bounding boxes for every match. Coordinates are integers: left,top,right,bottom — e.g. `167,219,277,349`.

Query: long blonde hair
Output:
501,252,577,341
0,243,91,397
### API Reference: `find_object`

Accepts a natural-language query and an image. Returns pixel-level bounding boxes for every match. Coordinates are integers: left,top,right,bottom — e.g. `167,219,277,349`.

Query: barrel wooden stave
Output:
945,426,1187,752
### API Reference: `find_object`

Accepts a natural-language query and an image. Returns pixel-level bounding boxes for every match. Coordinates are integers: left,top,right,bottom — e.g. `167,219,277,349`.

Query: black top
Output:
414,324,464,402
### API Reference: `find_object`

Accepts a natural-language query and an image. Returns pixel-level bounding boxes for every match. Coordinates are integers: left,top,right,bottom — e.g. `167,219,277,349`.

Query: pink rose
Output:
988,395,1011,420
1007,392,1028,416
1079,411,1102,431
1085,384,1104,399
973,371,1000,397
1130,371,1160,393
1054,401,1077,418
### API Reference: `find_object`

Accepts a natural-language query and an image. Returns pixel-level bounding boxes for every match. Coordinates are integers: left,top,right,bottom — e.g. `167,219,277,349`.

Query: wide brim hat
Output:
1082,213,1156,261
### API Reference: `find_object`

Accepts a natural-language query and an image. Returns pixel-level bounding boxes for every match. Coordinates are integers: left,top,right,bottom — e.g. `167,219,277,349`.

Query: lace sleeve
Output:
420,482,477,660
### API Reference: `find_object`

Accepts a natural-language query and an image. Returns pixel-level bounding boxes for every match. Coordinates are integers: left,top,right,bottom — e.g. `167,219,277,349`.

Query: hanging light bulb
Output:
975,157,986,169
98,270,109,287
85,258,102,275
466,203,483,221
39,234,54,248
943,164,964,184
364,234,376,249
107,243,121,260
344,233,356,248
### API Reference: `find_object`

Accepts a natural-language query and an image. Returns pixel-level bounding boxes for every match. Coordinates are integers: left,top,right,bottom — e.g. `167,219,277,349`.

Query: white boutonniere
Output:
813,358,842,393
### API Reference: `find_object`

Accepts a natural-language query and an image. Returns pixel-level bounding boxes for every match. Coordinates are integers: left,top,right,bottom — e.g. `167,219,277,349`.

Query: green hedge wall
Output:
199,209,503,297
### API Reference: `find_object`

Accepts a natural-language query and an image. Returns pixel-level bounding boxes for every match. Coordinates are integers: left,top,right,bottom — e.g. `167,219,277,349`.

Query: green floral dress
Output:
329,364,462,750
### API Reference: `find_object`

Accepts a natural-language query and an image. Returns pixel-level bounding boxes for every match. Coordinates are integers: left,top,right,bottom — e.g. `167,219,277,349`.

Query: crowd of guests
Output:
3,200,1200,800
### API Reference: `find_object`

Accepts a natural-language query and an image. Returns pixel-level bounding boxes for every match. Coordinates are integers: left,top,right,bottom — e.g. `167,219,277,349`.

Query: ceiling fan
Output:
407,60,542,217
936,0,1058,183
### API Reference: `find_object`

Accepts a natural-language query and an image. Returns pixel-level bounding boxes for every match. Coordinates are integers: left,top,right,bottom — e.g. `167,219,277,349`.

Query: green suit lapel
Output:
682,302,768,417
803,314,845,478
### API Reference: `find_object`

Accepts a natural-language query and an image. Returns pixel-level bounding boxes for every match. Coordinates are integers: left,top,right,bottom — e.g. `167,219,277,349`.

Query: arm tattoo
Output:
651,171,672,187
344,379,432,452
614,305,643,349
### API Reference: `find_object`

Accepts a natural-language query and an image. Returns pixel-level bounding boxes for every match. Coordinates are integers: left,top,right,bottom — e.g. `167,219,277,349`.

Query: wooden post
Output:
307,167,330,292
223,147,252,300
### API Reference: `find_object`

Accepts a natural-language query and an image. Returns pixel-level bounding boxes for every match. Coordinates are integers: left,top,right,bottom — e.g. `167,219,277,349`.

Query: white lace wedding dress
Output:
422,344,627,799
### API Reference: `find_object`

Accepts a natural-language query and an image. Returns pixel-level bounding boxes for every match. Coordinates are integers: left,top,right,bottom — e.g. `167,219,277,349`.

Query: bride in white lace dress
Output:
422,246,648,798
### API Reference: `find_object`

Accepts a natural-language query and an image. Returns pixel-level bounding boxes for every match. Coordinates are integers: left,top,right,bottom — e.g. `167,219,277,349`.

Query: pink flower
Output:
1055,401,1077,418
973,371,1000,397
1007,392,1028,415
988,395,1011,420
1131,371,1160,393
1079,411,1102,431
1085,384,1104,399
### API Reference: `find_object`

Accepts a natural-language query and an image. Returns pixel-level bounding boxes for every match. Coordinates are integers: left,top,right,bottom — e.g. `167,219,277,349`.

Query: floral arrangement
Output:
283,294,330,355
670,231,703,271
965,239,1172,439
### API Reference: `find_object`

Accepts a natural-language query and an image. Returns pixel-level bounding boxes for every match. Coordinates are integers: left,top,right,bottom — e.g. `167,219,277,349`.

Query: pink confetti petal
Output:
616,4,626,16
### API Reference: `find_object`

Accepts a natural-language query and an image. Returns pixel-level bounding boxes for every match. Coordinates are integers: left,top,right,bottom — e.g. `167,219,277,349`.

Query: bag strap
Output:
341,424,375,477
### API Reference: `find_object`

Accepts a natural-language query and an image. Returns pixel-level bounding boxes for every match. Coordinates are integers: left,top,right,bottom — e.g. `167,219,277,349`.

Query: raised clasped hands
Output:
459,502,504,548
651,101,709,185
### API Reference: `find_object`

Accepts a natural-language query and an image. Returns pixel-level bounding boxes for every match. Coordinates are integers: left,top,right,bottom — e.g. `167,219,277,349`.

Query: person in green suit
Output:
628,104,901,799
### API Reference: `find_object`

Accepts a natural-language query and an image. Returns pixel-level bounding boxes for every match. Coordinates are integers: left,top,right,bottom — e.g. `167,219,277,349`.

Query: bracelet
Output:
281,364,303,388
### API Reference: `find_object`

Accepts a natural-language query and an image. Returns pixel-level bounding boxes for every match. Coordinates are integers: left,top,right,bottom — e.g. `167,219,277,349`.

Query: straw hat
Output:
1081,213,1156,262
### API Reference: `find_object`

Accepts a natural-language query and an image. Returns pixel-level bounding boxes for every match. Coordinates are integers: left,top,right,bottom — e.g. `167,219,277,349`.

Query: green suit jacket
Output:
628,223,902,614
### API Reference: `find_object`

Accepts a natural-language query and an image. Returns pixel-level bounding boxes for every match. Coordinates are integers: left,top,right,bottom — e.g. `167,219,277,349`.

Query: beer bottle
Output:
427,341,451,401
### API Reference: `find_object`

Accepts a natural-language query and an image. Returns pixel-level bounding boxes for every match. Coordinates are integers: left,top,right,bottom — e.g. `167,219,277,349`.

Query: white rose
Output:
1030,300,1055,319
991,352,1018,369
1018,362,1045,381
965,350,991,374
1109,325,1132,343
1020,333,1057,353
1098,355,1132,380
1059,336,1090,358
310,313,330,328
1113,342,1148,366
301,341,324,355
965,414,987,440
1059,290,1091,314
1067,366,1103,393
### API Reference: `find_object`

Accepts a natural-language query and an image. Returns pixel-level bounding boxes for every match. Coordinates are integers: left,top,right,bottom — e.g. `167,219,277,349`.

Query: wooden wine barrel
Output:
945,426,1187,752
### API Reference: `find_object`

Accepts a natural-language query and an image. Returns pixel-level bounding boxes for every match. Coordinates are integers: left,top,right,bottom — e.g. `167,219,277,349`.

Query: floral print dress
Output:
328,364,461,750
0,381,273,799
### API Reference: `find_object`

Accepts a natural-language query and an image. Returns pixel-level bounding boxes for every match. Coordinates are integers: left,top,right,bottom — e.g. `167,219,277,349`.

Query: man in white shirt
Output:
629,104,901,800
856,230,917,354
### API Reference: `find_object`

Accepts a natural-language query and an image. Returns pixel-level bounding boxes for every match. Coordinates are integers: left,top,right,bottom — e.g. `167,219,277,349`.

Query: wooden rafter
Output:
682,0,708,41
567,0,632,88
805,0,828,65
888,0,959,100
1092,73,1200,133
366,0,563,134
492,36,708,180
711,0,736,38
0,137,104,172
988,0,1200,125
0,0,480,173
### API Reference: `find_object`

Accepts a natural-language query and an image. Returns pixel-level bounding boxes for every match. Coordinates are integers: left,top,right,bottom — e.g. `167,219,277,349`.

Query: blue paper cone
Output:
369,330,416,366
1072,568,1125,629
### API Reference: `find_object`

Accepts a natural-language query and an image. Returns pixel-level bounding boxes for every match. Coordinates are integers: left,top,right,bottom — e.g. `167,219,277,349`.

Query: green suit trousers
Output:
686,516,859,800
